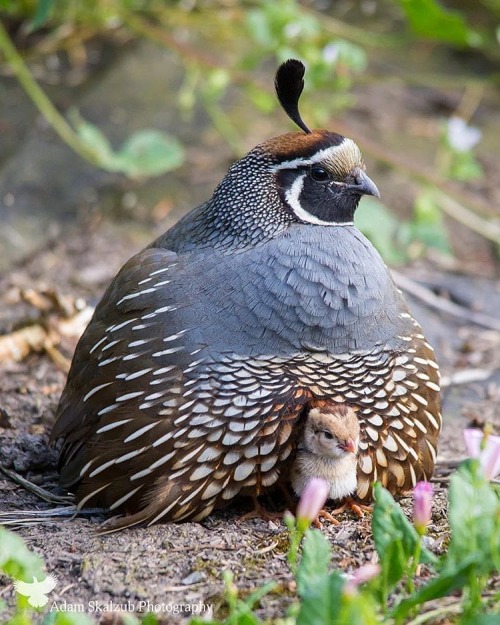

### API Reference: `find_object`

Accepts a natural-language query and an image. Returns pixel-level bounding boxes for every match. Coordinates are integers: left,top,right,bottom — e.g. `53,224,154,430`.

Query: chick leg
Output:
331,497,372,518
312,508,341,527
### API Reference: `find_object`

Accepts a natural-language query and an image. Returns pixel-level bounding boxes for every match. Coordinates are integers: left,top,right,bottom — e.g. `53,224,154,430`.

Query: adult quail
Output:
51,59,442,529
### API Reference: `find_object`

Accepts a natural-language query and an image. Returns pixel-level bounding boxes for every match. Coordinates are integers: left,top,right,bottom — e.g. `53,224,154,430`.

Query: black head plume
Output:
275,59,312,134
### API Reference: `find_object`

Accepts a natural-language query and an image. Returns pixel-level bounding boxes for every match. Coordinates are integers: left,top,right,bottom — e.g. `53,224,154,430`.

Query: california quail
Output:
291,404,360,502
51,59,441,529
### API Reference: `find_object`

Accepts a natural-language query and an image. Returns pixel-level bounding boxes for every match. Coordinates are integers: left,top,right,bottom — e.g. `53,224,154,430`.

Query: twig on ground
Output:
440,368,494,388
392,271,500,332
0,464,73,505
0,506,103,525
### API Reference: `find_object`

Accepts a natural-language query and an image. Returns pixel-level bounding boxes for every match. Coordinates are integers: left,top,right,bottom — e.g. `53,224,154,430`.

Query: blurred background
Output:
0,0,499,273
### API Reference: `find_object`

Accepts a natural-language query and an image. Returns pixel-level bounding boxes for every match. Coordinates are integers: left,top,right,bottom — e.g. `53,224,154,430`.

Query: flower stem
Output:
407,538,422,595
201,98,244,157
0,19,98,166
286,525,305,576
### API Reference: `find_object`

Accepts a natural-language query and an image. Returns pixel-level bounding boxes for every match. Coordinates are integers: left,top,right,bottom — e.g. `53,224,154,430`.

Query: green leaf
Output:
177,67,200,115
0,526,45,581
340,592,382,625
324,40,367,72
296,528,331,596
70,110,113,162
202,69,231,102
372,484,437,593
446,460,500,574
246,9,273,47
244,581,276,610
32,0,54,29
449,151,484,181
114,130,185,177
247,85,276,113
138,614,160,625
296,571,345,625
373,484,437,565
390,558,479,621
414,189,442,225
379,534,408,592
395,0,479,46
408,222,451,255
355,198,408,265
70,110,184,178
390,463,500,622
52,613,96,625
411,189,451,254
217,571,269,625
296,529,345,625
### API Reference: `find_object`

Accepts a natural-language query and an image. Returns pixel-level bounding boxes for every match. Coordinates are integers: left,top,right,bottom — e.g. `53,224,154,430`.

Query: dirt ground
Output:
0,210,499,624
1,40,500,625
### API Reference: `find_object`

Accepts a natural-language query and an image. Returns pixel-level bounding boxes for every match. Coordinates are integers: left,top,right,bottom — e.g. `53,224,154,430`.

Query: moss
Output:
192,557,222,581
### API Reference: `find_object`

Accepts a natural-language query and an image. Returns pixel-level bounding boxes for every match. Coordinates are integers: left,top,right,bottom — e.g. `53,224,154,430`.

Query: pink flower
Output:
463,428,500,480
413,481,433,535
344,563,381,595
463,427,483,457
296,477,329,528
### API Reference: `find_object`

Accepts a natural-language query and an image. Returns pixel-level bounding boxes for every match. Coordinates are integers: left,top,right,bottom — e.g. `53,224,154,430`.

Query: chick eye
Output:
322,430,334,440
310,166,330,182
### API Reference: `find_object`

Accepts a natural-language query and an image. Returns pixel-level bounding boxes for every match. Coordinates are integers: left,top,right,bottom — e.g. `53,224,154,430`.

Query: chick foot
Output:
238,496,283,523
312,508,341,528
330,497,372,518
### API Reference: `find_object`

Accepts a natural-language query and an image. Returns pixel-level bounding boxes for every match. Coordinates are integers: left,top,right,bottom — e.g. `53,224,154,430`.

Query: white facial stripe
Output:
284,172,353,227
271,139,361,172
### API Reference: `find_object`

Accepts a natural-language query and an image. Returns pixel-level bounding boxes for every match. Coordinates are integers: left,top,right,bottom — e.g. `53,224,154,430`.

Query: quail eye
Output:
310,166,330,182
322,430,334,440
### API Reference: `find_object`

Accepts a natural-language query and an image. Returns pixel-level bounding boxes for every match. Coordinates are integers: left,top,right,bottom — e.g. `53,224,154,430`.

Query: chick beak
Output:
340,438,357,454
350,169,380,198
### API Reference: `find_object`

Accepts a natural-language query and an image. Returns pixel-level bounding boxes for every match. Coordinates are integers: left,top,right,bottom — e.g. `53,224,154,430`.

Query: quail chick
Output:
291,404,365,524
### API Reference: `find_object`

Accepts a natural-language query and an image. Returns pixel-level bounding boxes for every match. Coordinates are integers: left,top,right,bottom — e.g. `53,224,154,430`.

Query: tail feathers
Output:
96,477,183,533
97,509,152,534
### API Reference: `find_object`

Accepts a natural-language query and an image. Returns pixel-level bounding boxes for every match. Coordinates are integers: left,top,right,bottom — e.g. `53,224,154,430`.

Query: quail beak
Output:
350,169,380,198
340,438,357,454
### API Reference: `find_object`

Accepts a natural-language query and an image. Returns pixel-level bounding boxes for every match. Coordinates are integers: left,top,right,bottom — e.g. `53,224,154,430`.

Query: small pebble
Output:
181,571,206,585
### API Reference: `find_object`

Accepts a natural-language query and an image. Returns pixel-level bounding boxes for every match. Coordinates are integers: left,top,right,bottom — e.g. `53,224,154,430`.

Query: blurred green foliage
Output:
245,0,368,119
0,0,498,259
70,110,185,178
394,0,481,46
